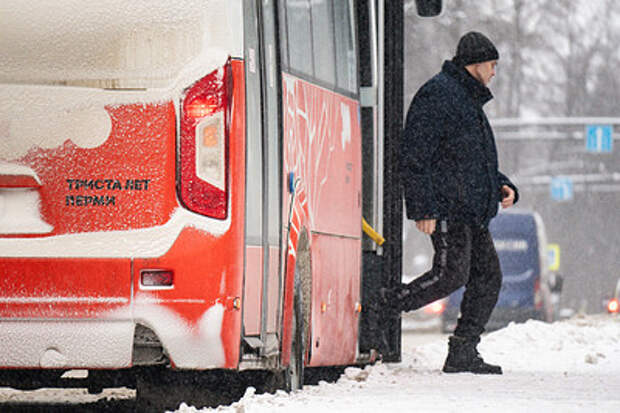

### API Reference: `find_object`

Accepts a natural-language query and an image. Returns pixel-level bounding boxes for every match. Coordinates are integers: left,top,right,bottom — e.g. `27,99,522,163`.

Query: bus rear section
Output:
442,210,554,332
0,0,249,405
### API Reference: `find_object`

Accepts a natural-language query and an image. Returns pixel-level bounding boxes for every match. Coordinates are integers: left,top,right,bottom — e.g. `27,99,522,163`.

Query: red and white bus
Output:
0,0,441,409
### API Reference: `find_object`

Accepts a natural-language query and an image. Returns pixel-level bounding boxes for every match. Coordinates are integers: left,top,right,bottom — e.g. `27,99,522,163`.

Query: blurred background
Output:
402,0,620,319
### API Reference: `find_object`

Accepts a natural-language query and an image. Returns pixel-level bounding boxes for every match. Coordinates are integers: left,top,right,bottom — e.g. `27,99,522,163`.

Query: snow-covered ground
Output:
175,314,620,413
0,314,617,412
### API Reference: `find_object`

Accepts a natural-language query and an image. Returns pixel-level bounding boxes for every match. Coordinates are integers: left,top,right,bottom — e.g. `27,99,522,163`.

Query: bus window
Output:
278,2,289,70
333,0,357,93
310,0,336,86
286,0,314,77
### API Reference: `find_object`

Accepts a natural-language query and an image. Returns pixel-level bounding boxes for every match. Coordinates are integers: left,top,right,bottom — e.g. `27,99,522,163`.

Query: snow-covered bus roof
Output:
0,0,242,89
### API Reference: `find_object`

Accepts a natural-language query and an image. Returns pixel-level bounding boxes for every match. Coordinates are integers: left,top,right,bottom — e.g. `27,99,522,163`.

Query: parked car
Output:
402,297,446,331
442,210,561,332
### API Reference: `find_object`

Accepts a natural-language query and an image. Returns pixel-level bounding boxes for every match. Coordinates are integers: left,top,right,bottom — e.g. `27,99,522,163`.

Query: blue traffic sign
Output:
586,125,613,153
551,177,573,201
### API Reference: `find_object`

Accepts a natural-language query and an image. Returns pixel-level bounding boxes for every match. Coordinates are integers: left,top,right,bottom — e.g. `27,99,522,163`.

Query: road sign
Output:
585,125,613,153
550,177,573,201
547,243,560,271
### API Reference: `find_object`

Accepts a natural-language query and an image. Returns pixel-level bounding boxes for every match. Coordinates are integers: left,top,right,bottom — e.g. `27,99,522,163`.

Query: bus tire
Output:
256,268,305,394
285,274,305,391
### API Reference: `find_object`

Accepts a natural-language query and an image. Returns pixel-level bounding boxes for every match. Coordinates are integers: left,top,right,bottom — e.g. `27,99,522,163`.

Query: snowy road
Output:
0,315,618,412
176,315,620,413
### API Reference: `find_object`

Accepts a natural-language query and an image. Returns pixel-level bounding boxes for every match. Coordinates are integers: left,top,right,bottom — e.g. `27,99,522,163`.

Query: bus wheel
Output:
254,275,305,394
286,275,305,391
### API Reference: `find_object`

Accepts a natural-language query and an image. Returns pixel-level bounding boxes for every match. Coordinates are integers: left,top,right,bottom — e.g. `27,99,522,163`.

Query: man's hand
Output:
416,219,436,234
501,185,515,208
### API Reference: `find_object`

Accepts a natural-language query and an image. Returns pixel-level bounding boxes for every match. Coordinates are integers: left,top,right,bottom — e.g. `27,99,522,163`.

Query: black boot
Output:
442,335,502,374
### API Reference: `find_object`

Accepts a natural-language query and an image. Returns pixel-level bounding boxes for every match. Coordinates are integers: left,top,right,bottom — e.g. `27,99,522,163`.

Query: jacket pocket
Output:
432,171,463,215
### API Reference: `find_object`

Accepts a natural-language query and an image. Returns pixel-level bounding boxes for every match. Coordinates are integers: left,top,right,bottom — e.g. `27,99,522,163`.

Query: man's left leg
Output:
443,226,503,374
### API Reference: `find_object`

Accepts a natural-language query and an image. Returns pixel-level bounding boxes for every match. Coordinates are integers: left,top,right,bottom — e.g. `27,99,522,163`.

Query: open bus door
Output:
357,0,442,362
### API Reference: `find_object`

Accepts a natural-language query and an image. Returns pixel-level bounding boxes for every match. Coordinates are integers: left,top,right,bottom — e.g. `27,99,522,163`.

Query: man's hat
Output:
453,31,499,66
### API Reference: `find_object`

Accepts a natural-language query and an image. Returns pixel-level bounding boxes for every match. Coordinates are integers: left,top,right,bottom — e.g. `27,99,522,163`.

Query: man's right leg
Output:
396,221,473,312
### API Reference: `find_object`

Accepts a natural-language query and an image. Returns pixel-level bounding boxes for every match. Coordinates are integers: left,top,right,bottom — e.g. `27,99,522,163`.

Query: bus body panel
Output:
0,59,246,370
0,258,130,319
1,102,177,238
308,234,360,366
0,320,134,369
281,74,362,239
281,73,362,366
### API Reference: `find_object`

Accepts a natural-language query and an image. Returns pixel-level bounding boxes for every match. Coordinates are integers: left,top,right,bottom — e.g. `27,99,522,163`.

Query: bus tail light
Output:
180,61,231,219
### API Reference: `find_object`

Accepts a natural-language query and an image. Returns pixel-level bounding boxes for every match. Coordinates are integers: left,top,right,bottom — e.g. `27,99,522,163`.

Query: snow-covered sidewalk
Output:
175,315,620,413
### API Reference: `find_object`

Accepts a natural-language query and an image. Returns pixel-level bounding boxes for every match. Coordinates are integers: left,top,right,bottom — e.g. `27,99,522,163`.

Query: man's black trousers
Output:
401,220,502,338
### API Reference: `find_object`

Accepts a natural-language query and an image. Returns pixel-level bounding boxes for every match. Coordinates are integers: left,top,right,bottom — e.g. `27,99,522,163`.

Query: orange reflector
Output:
201,124,219,147
355,302,362,313
233,297,242,310
140,270,174,288
321,302,327,313
608,298,619,313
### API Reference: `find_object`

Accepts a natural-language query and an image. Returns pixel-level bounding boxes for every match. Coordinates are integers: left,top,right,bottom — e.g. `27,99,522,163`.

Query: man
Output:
397,31,519,374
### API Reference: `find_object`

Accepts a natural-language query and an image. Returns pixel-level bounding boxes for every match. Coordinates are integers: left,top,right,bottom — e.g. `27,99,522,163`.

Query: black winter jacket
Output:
401,60,519,227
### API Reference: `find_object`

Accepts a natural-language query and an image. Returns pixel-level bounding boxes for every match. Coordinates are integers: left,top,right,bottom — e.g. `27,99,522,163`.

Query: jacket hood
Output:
442,60,493,107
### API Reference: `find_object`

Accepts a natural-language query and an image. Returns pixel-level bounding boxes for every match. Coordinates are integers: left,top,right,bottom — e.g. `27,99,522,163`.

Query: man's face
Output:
471,60,497,86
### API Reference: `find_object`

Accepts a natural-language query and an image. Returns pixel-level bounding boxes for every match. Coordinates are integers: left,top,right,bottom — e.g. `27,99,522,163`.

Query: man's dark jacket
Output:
401,60,518,227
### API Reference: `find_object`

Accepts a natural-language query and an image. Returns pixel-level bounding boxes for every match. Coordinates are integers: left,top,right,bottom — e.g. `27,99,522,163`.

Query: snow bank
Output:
172,315,620,412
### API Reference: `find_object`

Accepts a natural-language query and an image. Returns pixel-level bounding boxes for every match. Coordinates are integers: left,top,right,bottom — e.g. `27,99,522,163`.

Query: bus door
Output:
243,0,282,356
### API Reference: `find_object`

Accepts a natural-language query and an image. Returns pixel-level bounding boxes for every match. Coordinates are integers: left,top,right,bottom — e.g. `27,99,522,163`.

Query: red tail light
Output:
608,298,619,313
180,61,231,219
534,278,542,310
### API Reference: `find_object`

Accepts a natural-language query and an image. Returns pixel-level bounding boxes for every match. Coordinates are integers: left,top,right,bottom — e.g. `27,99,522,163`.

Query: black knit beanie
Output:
453,31,499,66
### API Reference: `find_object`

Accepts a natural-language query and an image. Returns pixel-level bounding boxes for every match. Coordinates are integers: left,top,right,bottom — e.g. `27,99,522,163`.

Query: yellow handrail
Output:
362,218,385,246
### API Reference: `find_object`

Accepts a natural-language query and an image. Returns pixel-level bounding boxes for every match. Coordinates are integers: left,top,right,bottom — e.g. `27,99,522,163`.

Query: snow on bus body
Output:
0,0,246,370
0,161,52,234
